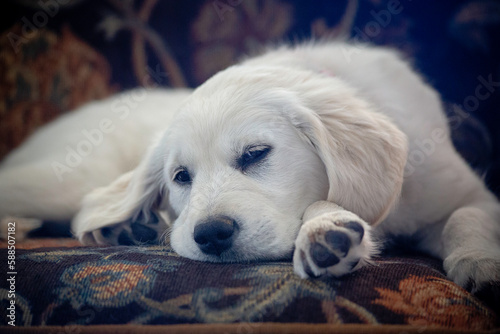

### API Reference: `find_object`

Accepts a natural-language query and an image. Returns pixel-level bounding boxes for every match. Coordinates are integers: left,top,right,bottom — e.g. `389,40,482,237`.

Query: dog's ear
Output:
277,84,408,225
72,136,171,242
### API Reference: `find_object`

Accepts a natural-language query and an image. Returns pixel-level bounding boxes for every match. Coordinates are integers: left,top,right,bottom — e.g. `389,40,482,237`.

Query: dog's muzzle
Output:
193,216,237,256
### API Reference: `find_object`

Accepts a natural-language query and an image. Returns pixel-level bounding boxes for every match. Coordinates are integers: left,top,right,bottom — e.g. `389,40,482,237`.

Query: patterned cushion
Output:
0,242,497,331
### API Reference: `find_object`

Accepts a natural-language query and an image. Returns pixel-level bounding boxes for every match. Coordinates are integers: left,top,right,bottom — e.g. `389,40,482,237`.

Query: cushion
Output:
1,240,497,332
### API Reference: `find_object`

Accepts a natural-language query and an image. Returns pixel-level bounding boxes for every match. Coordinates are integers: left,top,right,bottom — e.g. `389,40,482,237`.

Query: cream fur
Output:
1,42,499,292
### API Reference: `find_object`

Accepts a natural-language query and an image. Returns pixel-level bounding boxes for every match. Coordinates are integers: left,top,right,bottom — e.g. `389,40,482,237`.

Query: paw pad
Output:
311,242,340,267
118,230,136,245
324,230,351,256
294,214,372,279
86,211,165,246
131,222,158,242
334,221,364,242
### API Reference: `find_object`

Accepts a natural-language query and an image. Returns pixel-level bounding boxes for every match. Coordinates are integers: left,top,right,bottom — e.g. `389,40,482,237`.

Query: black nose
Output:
194,217,236,256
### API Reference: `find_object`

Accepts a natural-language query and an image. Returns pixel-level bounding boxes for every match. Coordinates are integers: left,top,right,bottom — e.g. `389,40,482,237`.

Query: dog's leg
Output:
83,211,169,246
293,201,378,278
0,163,90,222
437,201,500,310
73,158,171,247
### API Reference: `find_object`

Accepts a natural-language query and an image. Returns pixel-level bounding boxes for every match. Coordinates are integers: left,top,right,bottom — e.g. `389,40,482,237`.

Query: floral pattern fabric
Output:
0,245,496,329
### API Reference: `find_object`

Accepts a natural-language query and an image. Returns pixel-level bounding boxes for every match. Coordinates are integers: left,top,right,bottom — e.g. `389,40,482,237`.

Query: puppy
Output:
1,42,499,300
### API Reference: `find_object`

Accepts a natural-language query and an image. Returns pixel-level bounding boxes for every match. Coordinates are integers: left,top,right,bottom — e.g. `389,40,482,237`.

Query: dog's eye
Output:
173,168,191,185
238,145,272,170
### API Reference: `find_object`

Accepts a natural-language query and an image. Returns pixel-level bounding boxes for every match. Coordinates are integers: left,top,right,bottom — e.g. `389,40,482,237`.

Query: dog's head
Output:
74,64,407,262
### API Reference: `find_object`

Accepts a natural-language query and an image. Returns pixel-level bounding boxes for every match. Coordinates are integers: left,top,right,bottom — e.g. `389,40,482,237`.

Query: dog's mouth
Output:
185,243,294,264
198,250,253,263
171,216,297,263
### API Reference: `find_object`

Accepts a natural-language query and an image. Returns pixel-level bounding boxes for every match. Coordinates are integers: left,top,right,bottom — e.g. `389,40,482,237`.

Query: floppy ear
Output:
72,136,173,243
277,84,408,225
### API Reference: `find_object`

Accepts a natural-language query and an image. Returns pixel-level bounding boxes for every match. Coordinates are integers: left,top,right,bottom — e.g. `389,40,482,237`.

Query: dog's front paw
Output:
293,210,376,278
80,212,166,246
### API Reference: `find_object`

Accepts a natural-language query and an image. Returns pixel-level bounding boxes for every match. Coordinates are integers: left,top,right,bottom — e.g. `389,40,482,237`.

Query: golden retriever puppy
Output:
1,42,499,302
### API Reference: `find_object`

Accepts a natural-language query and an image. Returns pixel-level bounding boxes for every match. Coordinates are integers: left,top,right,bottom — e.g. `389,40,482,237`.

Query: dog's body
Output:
0,88,192,221
1,42,499,298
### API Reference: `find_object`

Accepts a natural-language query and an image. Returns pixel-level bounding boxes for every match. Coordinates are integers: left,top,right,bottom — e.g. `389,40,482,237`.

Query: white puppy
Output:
1,42,499,299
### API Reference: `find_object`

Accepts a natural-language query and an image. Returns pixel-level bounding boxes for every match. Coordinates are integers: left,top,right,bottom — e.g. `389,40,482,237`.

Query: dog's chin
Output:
174,245,293,264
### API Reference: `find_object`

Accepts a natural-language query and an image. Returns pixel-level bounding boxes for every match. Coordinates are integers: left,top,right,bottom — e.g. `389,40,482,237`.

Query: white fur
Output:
0,88,192,220
1,42,499,291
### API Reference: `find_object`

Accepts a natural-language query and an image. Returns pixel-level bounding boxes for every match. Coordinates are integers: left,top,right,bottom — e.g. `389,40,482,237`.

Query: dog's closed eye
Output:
237,145,272,171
